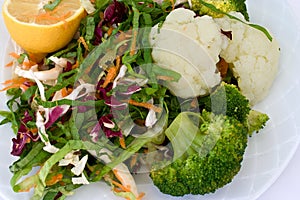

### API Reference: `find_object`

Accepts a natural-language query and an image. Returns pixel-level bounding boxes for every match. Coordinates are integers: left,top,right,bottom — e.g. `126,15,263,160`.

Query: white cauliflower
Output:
215,12,280,105
150,8,226,98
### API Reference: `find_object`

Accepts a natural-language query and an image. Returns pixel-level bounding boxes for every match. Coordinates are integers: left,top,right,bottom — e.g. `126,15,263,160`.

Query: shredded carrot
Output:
0,77,31,92
34,6,71,29
137,192,145,200
18,185,36,192
29,128,38,134
78,36,89,51
126,99,162,113
99,11,104,19
113,187,123,193
61,87,68,97
0,84,28,92
119,136,126,149
107,26,114,36
72,60,79,69
130,29,138,56
67,88,73,94
5,61,14,67
102,56,121,88
25,137,31,143
170,0,175,10
2,77,29,85
112,174,145,200
117,31,128,41
190,98,198,109
60,87,73,97
46,174,63,186
9,52,20,59
22,60,37,70
102,66,119,88
130,154,138,169
156,75,174,81
111,180,131,193
113,169,124,184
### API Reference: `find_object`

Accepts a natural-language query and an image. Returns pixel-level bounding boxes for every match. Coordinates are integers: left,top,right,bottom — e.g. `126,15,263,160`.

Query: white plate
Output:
1,0,300,199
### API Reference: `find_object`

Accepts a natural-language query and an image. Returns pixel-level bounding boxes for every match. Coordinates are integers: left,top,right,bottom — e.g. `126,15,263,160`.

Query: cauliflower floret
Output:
150,8,226,98
215,12,280,105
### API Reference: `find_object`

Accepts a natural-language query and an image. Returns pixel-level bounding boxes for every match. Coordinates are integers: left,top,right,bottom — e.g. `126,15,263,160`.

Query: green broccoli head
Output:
150,111,248,196
246,110,269,135
198,82,251,123
191,0,249,20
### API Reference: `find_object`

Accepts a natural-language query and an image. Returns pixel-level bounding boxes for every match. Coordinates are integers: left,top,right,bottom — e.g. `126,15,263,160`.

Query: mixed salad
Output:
0,0,280,200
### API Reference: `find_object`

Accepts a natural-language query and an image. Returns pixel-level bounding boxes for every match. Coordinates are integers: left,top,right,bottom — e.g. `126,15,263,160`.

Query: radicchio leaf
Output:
11,111,39,156
104,0,128,25
90,114,122,140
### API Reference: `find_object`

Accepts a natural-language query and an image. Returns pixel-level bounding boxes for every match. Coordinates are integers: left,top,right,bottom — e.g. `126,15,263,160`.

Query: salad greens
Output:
0,0,272,199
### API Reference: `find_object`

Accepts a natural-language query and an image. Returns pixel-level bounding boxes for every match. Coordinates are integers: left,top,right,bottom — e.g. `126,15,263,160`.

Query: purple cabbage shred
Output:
11,111,39,156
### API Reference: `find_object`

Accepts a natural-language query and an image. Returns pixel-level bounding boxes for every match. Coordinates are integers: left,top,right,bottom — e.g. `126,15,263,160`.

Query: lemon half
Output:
2,0,86,59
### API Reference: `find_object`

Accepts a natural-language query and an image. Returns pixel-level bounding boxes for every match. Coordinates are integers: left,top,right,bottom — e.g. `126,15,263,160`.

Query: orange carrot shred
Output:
46,174,63,186
2,77,29,85
29,128,38,134
20,84,29,91
119,136,126,149
126,99,162,113
113,187,123,193
156,75,174,81
137,192,145,200
130,154,138,169
107,26,114,36
9,52,20,59
190,98,198,109
102,56,121,88
5,61,14,67
35,9,71,24
113,169,124,183
67,88,73,94
78,36,89,51
22,60,37,70
130,29,138,56
111,180,131,193
102,66,118,88
169,0,175,10
1,77,31,92
0,84,26,92
61,87,68,97
72,60,79,69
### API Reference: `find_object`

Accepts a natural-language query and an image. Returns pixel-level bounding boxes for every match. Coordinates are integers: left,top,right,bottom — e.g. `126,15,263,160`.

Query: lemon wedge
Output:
2,0,86,61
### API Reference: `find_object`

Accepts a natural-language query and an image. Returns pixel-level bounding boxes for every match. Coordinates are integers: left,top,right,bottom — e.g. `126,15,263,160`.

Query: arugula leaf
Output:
10,142,46,172
21,85,38,101
12,140,87,198
45,43,78,65
45,69,78,100
17,53,28,64
91,112,168,181
95,0,110,10
35,98,105,108
43,0,62,11
85,16,96,41
197,0,273,41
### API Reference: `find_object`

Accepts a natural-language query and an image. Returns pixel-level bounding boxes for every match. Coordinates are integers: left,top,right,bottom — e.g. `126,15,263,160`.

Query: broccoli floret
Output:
246,110,269,135
150,111,248,196
198,82,251,123
191,0,249,20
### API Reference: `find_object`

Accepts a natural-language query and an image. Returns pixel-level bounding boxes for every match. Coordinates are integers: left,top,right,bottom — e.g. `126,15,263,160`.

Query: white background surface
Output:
258,145,300,200
0,0,300,200
258,0,300,199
